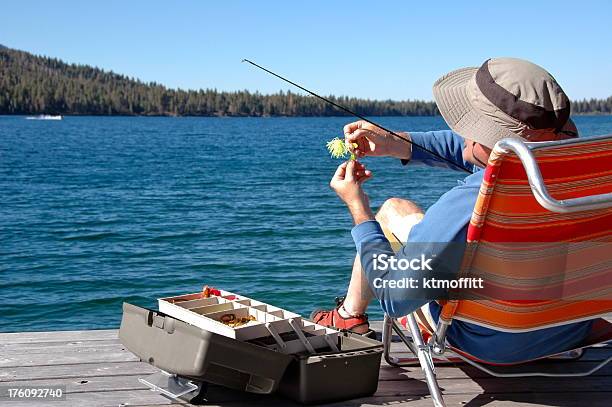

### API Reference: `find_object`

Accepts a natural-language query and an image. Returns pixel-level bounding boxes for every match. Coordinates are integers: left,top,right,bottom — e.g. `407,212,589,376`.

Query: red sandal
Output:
310,297,376,338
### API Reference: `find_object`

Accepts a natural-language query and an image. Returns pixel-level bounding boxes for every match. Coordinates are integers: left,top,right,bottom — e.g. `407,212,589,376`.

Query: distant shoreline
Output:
2,45,610,117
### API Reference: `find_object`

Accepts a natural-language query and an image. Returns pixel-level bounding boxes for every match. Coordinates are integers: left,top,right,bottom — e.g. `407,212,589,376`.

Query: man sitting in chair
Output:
310,57,590,363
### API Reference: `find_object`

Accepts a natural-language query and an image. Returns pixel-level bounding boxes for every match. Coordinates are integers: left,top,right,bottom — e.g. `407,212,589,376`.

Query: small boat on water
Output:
25,115,63,120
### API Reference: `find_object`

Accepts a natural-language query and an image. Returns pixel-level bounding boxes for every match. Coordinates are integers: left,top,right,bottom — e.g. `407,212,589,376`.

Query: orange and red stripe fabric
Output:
443,137,612,331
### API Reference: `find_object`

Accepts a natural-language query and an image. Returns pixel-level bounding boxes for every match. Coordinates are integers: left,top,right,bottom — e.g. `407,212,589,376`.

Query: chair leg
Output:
382,314,397,366
382,314,419,366
406,313,446,407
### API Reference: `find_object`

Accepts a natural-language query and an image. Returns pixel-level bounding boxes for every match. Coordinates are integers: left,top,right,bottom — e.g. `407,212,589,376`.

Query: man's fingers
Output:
355,166,370,175
357,137,369,154
345,160,356,182
347,130,374,156
343,123,355,136
343,120,365,136
357,170,373,184
332,160,368,188
354,161,365,170
332,161,348,179
355,165,371,180
345,128,368,143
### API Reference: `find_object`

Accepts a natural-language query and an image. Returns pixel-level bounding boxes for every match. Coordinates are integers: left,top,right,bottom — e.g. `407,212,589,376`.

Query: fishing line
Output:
242,59,473,174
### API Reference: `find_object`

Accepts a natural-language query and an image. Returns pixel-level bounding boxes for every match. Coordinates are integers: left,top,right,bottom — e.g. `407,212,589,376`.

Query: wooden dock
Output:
1,321,610,406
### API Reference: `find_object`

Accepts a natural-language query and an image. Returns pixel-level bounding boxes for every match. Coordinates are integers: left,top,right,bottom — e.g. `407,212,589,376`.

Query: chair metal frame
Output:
382,135,612,407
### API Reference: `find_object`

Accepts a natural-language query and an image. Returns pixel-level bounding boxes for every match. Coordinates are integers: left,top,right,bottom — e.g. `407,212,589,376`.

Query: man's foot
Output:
310,297,374,337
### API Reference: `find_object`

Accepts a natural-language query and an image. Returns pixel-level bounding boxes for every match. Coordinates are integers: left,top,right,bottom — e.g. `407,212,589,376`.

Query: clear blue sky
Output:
2,1,611,100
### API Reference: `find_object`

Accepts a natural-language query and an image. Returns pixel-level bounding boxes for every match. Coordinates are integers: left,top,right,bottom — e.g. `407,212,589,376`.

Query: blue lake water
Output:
2,115,611,332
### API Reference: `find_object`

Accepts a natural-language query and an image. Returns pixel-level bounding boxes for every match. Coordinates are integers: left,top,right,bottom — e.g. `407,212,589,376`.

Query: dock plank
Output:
0,339,122,354
0,329,118,344
0,348,139,367
0,361,156,382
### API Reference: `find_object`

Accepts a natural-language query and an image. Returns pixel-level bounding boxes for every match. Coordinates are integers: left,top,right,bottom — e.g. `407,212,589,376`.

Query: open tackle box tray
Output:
157,288,340,353
119,287,383,404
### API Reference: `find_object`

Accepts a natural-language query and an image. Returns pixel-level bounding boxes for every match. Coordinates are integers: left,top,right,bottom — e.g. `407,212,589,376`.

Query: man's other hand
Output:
330,160,375,224
344,120,411,160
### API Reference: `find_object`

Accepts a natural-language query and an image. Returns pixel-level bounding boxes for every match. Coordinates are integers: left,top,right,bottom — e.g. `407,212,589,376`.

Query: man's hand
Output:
330,160,375,225
344,120,412,160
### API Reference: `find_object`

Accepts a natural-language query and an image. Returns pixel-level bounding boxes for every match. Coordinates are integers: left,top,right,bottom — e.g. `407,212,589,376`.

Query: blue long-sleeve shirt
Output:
351,130,592,363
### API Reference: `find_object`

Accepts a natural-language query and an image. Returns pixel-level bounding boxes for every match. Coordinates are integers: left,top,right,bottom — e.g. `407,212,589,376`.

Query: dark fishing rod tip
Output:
240,58,473,174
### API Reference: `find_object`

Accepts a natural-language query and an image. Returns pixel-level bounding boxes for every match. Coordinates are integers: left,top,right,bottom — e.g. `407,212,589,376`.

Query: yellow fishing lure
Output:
326,138,357,160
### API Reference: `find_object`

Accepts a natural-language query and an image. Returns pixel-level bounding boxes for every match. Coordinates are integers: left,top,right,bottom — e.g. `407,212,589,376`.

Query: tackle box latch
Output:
148,314,175,334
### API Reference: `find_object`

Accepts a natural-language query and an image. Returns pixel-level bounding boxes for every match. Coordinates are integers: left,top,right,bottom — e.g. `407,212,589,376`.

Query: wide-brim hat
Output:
433,58,578,149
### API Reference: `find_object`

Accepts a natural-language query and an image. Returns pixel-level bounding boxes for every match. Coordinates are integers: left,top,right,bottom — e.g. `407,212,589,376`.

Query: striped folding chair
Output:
381,135,612,407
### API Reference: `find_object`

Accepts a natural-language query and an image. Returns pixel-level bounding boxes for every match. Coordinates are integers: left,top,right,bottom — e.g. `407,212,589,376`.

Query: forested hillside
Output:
0,45,610,116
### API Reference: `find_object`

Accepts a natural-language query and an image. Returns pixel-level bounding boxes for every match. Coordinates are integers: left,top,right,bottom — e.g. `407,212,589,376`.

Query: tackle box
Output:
119,288,383,404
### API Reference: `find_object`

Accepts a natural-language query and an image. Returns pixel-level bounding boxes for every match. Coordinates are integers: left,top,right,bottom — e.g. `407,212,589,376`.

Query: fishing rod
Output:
242,59,473,174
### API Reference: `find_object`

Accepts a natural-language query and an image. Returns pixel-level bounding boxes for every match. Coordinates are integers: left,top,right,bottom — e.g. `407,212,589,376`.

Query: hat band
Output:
475,60,570,131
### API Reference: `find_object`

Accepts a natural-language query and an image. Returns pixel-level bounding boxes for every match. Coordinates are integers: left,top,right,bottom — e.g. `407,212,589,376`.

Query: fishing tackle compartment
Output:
119,287,383,404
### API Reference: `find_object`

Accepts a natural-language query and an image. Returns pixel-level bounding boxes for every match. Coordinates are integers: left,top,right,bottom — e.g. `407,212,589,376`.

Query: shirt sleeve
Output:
351,175,480,317
401,130,472,171
351,220,432,317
